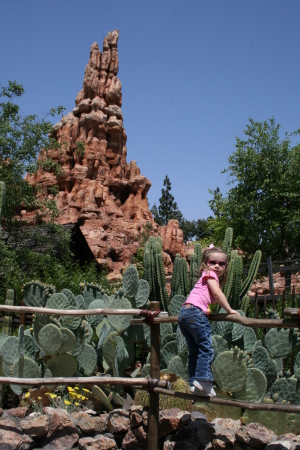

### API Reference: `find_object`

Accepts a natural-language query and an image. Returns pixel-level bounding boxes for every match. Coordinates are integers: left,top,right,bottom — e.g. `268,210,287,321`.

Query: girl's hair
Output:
199,246,228,287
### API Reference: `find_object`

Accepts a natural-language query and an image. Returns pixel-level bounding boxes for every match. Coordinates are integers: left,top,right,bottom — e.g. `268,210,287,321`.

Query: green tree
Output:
209,118,300,259
151,175,183,225
0,80,66,224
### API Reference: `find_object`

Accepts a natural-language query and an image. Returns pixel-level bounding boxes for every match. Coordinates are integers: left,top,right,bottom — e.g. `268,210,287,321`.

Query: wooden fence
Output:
0,303,300,449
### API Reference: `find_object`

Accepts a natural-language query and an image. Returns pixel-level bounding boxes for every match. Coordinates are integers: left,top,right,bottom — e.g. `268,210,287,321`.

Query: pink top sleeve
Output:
202,270,219,283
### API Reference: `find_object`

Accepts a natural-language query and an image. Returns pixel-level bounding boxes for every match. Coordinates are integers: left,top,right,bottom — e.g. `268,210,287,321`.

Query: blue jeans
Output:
178,305,213,386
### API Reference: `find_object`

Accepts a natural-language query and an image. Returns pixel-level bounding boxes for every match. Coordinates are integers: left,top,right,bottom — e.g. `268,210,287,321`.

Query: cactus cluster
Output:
211,306,299,404
0,284,98,395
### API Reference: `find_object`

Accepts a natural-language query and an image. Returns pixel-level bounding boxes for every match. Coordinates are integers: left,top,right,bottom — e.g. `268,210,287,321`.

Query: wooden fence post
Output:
148,301,160,450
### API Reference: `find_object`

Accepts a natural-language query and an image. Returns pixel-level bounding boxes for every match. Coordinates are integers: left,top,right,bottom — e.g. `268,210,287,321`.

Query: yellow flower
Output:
38,397,42,400
24,392,30,399
46,393,57,399
74,387,79,391
67,387,74,392
81,396,87,401
82,388,90,393
69,393,76,399
57,396,61,399
75,402,80,406
64,400,71,405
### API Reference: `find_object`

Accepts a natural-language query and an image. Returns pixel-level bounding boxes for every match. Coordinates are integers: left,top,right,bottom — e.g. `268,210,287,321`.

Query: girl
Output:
178,245,240,397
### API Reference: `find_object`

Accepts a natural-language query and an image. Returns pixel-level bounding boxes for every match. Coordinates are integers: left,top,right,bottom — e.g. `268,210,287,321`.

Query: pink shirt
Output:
183,270,219,314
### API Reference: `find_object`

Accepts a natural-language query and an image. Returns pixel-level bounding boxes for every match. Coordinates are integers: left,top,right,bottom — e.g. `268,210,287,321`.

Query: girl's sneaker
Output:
193,380,216,397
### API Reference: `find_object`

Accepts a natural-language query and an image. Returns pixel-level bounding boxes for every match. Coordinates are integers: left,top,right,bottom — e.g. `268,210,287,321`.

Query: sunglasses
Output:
207,260,227,267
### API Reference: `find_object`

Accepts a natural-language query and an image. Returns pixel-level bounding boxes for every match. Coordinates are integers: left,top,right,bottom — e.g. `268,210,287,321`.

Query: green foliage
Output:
151,175,183,225
209,118,300,260
0,236,110,305
0,81,66,223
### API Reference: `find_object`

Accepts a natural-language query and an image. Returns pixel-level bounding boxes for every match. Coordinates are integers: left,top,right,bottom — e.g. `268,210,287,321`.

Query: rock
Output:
5,406,30,418
0,418,34,450
21,30,187,273
122,425,147,449
142,410,148,427
129,406,143,428
163,425,197,450
159,408,191,439
39,409,80,449
107,409,130,433
235,423,277,449
19,413,49,439
159,220,185,259
79,434,117,449
76,413,108,434
266,441,294,450
211,418,241,450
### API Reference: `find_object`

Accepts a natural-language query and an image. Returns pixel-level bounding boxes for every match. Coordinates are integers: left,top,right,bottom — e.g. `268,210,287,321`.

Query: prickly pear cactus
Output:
234,368,267,402
264,328,293,359
23,281,55,308
212,349,248,392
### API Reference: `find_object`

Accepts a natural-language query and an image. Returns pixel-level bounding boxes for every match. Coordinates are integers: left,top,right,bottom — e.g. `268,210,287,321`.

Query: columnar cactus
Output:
2,289,14,335
0,181,5,237
143,237,168,311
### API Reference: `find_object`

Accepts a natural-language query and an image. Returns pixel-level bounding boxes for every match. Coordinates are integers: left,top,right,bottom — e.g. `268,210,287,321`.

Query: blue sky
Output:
1,0,299,221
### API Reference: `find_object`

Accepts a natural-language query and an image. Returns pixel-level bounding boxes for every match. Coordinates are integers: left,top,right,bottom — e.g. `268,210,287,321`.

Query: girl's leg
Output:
178,308,198,386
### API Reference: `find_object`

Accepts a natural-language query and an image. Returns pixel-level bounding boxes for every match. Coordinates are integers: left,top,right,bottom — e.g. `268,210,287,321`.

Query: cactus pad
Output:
167,356,189,382
77,344,97,376
59,328,76,354
71,325,86,357
107,297,133,332
45,353,78,377
22,281,51,307
1,336,19,365
96,318,113,339
0,334,8,351
135,279,150,308
270,378,300,404
265,357,278,389
243,327,257,353
212,350,248,392
92,385,113,411
75,295,85,310
252,345,269,373
234,368,267,402
176,327,188,357
87,299,106,327
46,292,71,310
212,335,229,361
61,289,77,307
11,356,41,379
38,324,63,356
264,328,293,358
123,265,139,298
61,307,82,331
162,341,178,367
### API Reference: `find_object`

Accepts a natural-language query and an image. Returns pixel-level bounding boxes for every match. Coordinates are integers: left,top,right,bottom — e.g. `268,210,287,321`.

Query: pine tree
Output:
155,175,183,225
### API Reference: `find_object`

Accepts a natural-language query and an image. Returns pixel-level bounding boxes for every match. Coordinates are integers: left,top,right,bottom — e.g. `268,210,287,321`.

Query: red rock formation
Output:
21,30,188,274
23,30,162,272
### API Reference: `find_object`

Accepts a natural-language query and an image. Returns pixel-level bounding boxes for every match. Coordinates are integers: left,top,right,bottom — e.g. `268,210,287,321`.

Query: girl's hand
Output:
228,309,240,315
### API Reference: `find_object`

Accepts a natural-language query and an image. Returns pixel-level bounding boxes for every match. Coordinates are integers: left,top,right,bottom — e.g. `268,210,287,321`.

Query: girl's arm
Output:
207,278,240,315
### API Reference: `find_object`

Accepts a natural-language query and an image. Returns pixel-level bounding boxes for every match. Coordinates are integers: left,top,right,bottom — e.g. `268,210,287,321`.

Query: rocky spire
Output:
24,30,155,273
